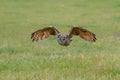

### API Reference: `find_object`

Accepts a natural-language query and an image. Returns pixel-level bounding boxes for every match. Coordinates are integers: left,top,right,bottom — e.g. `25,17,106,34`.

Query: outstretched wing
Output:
68,26,96,42
31,26,60,42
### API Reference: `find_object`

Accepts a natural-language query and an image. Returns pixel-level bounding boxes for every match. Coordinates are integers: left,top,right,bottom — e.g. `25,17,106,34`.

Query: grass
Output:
0,0,120,80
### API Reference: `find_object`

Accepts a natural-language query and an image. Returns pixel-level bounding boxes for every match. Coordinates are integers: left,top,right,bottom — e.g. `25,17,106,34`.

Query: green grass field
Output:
0,0,120,80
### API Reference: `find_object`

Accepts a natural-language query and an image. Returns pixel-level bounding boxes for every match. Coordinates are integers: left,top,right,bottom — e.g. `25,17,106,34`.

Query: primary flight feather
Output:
31,26,97,46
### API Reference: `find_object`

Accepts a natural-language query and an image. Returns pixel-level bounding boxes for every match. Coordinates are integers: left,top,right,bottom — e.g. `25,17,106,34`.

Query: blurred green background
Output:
0,0,120,80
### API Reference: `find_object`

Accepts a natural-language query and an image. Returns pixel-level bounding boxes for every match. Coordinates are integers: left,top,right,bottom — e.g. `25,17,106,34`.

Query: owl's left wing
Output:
68,26,97,42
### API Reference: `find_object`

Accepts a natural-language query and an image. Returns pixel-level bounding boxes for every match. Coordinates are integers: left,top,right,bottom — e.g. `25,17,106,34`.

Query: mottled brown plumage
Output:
68,27,96,42
31,26,97,46
31,27,59,41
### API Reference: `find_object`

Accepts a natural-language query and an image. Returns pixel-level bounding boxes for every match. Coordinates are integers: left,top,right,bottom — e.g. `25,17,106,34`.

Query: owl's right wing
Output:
31,26,60,42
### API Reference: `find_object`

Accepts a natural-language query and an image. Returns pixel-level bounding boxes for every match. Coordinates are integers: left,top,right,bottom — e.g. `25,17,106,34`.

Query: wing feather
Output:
68,26,97,42
31,26,59,42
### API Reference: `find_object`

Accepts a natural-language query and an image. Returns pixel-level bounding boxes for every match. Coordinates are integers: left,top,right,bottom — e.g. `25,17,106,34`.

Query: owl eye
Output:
57,35,60,38
57,34,62,38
